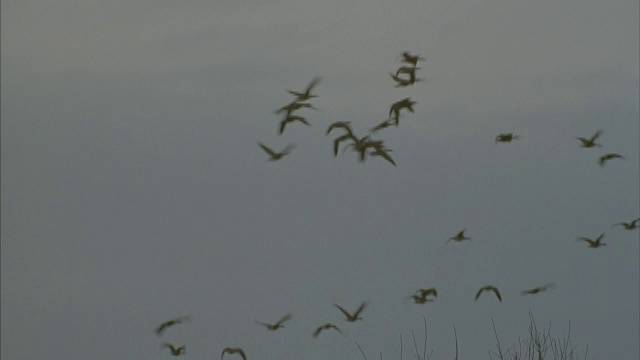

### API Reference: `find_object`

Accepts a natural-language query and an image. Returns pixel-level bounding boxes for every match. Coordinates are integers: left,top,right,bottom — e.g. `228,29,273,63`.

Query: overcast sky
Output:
2,0,639,359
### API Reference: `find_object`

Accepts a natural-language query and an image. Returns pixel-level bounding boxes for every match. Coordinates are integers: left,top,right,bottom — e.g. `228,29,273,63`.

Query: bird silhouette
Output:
389,98,416,124
279,114,310,135
398,51,425,66
577,130,602,148
390,73,415,87
221,347,247,360
286,76,322,101
614,218,640,230
370,118,395,133
495,133,520,144
448,229,471,242
334,302,367,322
155,316,191,336
313,323,343,337
275,101,316,117
368,142,396,167
475,286,502,302
577,233,606,248
598,153,624,167
521,283,556,295
258,142,295,161
408,288,438,303
255,313,292,331
395,66,421,84
162,343,186,356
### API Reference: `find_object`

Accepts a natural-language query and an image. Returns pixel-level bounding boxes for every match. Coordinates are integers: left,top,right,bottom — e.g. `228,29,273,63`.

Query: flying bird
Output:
613,218,640,230
326,121,354,136
475,286,502,302
577,233,606,248
313,323,343,337
370,118,395,133
286,76,322,101
495,133,520,144
279,114,310,135
398,51,425,66
221,347,247,360
256,313,292,331
162,343,186,356
257,142,295,161
155,316,191,336
390,73,414,87
577,130,603,148
448,229,471,242
389,97,416,124
408,288,438,303
598,153,624,167
395,66,421,84
369,142,396,167
521,283,556,295
334,302,368,322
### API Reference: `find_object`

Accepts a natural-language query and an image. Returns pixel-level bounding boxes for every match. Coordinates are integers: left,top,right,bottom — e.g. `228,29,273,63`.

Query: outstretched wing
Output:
474,288,484,301
491,287,502,301
353,302,368,317
589,130,602,142
275,313,292,326
333,304,353,319
258,142,277,157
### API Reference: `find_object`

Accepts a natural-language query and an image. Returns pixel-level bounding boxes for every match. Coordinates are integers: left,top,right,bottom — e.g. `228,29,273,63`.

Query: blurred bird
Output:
577,233,606,248
275,101,316,117
155,316,191,336
279,114,310,135
389,97,416,124
521,283,556,295
495,133,520,144
313,323,343,337
449,229,471,242
398,51,425,66
408,288,438,303
334,302,368,322
598,153,624,167
369,142,396,167
258,142,295,161
256,313,292,331
475,286,502,302
162,343,186,356
395,66,421,83
390,73,414,87
370,118,395,133
221,347,247,360
577,130,603,148
326,121,354,136
286,76,322,101
613,218,640,230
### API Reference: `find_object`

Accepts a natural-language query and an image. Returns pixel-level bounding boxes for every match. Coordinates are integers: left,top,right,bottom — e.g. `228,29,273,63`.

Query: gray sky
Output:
2,0,639,359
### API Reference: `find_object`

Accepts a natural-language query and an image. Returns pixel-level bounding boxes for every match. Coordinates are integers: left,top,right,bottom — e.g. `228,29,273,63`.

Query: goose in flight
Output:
221,347,246,360
408,288,438,303
475,285,502,302
155,316,191,336
614,218,640,230
279,114,310,135
448,229,471,242
286,76,322,101
326,121,354,136
495,133,520,144
577,130,602,148
395,66,421,83
162,343,186,356
398,51,425,66
256,313,292,331
521,283,555,295
334,302,368,322
389,97,416,124
598,153,624,167
368,142,396,167
258,142,295,161
313,323,343,337
577,233,606,248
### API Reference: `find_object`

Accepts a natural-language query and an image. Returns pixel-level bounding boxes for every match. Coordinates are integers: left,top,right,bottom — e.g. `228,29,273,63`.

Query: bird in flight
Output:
334,302,368,322
257,142,295,161
368,141,396,167
577,130,603,148
155,316,191,336
313,323,343,337
221,347,247,360
598,153,624,167
390,73,415,87
495,133,520,144
286,76,322,102
475,285,502,302
162,343,186,356
256,313,292,331
370,118,395,133
398,51,425,66
395,66,421,83
279,114,310,135
613,218,640,230
521,283,556,295
577,233,606,248
449,229,471,242
408,288,438,304
389,97,416,124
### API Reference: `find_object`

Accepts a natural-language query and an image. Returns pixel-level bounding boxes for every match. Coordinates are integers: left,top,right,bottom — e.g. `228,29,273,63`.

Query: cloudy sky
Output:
2,0,639,359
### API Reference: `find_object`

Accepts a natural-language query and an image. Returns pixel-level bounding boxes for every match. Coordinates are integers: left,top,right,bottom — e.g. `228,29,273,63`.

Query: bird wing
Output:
334,304,353,319
282,143,296,155
304,76,322,95
279,118,289,135
373,148,396,166
492,287,502,301
353,302,368,317
276,313,292,326
313,326,323,337
590,130,602,142
258,143,277,157
595,233,604,243
474,288,483,301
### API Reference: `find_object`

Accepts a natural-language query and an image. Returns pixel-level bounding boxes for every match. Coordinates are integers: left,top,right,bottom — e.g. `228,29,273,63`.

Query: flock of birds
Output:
158,51,638,358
